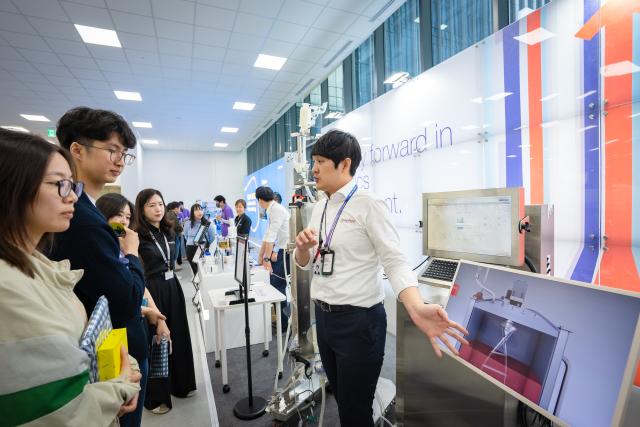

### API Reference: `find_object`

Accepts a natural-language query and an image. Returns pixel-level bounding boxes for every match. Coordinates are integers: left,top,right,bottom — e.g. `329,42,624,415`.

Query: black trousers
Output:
186,245,198,277
315,302,387,427
270,249,289,332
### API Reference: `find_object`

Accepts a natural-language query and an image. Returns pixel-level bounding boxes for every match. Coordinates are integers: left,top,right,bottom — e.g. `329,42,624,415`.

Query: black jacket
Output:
235,213,252,236
49,193,148,361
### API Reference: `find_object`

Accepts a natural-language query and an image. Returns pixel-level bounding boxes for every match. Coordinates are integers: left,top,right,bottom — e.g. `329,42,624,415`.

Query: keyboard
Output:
421,258,459,282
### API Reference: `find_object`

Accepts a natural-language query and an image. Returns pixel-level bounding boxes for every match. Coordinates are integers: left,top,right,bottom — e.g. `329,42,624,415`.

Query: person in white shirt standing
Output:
294,129,469,426
257,186,291,332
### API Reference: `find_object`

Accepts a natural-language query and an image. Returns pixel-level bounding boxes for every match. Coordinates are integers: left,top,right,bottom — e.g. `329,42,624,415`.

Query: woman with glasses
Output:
0,129,141,426
134,189,196,415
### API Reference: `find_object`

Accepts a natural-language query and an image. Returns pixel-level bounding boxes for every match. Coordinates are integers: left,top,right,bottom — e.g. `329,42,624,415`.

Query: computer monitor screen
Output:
441,261,640,427
423,187,524,266
193,223,208,245
234,235,249,285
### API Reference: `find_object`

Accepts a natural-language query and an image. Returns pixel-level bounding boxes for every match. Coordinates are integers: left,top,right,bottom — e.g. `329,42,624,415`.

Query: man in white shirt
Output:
294,130,469,426
257,186,291,332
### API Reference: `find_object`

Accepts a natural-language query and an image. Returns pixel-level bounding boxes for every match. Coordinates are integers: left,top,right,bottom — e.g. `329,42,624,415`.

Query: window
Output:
327,64,344,114
509,0,551,23
353,36,374,108
431,0,493,66
383,0,420,90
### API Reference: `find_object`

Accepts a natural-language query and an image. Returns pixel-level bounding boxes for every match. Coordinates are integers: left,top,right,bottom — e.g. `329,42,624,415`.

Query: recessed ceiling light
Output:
114,90,142,101
254,54,287,70
20,114,50,122
221,127,238,133
1,125,29,132
233,102,256,111
214,142,228,148
74,24,121,48
132,121,152,128
142,139,159,144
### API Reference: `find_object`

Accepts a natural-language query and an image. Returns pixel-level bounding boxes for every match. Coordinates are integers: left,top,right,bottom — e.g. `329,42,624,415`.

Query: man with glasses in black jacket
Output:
48,107,158,427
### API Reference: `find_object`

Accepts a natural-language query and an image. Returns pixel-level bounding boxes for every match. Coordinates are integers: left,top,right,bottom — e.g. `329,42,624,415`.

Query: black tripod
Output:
233,254,267,419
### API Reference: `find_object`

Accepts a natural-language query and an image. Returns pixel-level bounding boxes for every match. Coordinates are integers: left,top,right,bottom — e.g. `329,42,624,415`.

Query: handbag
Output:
149,335,170,378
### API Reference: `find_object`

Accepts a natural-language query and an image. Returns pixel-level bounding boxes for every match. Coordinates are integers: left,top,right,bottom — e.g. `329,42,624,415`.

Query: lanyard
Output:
317,184,358,258
149,230,171,269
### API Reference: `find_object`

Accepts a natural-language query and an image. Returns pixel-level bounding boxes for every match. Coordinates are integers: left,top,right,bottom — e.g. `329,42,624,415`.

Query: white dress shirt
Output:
294,179,417,307
263,200,290,250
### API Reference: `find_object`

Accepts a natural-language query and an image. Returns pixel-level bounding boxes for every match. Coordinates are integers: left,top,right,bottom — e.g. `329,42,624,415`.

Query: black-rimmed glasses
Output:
76,142,136,165
46,179,84,198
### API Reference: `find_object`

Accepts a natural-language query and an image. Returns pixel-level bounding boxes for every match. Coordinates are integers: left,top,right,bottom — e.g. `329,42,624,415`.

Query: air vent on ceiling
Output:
369,0,395,22
295,78,314,96
324,41,352,68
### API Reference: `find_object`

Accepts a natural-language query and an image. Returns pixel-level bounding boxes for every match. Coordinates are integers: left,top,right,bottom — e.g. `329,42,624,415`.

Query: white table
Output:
208,282,286,393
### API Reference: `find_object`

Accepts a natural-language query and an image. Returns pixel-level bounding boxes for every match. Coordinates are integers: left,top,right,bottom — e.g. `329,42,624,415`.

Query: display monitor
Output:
193,223,209,245
234,235,249,286
441,261,640,427
422,187,524,266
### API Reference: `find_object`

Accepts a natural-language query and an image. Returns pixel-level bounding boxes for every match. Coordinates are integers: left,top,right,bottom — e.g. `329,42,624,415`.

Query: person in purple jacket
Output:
214,195,234,237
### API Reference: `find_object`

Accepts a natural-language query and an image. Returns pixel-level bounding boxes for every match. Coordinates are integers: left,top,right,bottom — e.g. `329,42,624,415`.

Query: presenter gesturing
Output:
294,130,469,426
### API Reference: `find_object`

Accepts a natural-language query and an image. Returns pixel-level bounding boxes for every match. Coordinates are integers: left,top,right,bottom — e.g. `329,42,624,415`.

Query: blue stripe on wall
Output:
571,0,601,282
503,22,524,187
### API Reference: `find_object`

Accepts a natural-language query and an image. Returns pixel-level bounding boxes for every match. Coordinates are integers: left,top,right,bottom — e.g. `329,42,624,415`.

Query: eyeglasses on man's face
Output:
45,179,84,198
76,142,136,165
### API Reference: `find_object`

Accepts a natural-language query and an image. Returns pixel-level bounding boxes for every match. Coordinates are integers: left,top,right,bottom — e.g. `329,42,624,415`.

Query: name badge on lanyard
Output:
150,231,173,281
320,248,335,276
314,184,357,276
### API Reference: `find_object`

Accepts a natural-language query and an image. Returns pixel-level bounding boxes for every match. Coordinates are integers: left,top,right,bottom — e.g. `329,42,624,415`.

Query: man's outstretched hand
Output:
400,287,469,357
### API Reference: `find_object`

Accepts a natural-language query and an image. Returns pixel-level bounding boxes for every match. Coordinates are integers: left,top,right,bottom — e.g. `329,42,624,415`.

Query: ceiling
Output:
0,0,405,152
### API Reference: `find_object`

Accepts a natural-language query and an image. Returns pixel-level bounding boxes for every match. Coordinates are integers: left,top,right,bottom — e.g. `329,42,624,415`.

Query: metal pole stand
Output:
233,252,266,420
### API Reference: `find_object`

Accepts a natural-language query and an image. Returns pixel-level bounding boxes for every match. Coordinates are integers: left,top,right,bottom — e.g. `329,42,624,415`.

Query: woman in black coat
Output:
134,188,196,414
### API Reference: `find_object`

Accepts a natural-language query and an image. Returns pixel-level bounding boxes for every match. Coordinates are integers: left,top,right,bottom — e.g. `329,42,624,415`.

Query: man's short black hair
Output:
167,201,180,210
255,186,274,202
311,129,361,176
214,195,226,204
56,106,136,150
274,192,282,204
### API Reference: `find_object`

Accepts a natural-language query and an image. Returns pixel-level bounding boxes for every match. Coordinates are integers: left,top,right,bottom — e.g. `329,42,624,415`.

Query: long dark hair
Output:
189,203,203,223
96,193,135,225
0,129,75,277
134,188,174,238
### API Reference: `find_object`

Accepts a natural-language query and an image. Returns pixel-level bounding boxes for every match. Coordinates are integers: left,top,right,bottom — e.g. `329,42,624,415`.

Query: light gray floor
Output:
142,265,218,427
141,264,398,427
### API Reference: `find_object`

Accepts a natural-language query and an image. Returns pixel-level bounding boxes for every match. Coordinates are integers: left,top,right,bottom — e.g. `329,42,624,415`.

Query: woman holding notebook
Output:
0,129,141,426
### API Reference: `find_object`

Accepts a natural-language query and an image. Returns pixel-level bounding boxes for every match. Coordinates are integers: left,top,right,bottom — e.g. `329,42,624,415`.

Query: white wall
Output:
140,149,247,208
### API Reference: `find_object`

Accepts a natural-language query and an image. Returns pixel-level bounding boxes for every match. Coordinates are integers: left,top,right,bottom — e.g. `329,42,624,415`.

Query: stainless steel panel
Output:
524,204,554,275
397,305,519,427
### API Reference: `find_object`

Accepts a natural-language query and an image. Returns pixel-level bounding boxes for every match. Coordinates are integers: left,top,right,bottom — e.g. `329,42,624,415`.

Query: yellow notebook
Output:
97,328,128,381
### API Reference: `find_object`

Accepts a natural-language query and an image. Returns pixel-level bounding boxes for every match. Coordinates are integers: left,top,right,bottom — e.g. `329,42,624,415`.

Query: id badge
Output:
321,249,335,276
164,270,174,281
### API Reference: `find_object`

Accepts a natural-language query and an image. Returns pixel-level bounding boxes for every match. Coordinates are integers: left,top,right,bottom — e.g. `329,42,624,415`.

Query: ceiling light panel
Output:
20,114,50,122
254,54,287,70
132,121,152,128
74,24,122,48
1,126,30,132
214,142,229,148
233,102,256,111
142,139,159,144
221,127,239,133
114,90,142,101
